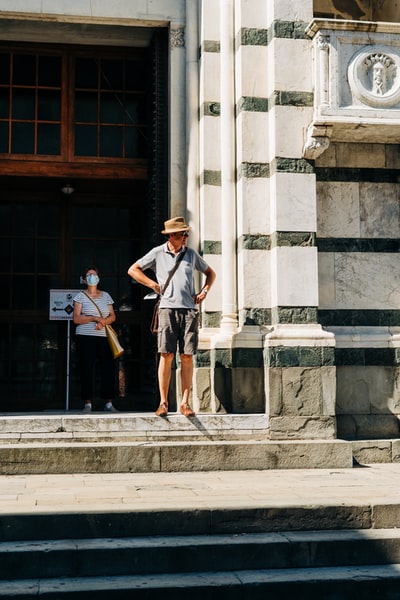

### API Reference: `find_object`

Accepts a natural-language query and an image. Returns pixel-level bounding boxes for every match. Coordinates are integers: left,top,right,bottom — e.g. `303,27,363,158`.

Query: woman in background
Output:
73,267,118,412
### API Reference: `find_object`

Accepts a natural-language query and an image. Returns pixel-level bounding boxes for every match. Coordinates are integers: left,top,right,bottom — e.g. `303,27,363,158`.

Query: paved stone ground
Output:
0,463,399,515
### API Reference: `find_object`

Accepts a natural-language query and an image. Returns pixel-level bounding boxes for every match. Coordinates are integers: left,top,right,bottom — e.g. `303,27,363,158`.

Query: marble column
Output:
219,0,238,333
186,0,200,250
170,23,187,217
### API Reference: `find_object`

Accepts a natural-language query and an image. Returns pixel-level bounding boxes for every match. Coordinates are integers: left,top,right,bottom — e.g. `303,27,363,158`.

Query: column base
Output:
264,324,337,440
193,327,265,414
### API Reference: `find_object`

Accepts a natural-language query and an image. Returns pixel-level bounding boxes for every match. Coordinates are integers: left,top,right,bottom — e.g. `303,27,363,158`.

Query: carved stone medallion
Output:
348,45,400,108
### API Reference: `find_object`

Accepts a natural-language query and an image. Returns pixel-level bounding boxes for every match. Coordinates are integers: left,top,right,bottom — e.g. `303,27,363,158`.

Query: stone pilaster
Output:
263,0,337,438
196,0,222,411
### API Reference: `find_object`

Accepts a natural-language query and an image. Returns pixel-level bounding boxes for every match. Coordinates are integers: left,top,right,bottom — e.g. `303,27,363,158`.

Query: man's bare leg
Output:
155,352,174,416
180,353,195,416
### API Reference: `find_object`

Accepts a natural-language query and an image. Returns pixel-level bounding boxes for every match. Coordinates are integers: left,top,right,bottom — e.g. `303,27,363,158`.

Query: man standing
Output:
128,217,216,417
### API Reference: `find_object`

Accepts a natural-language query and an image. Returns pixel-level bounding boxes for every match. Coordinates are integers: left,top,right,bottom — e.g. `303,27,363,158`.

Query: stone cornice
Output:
306,18,400,39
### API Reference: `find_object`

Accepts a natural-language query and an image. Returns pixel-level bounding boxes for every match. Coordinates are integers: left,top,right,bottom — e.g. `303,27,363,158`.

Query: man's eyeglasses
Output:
175,231,189,237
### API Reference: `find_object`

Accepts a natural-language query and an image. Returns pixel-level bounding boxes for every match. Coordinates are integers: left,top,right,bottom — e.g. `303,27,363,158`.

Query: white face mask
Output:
86,274,99,286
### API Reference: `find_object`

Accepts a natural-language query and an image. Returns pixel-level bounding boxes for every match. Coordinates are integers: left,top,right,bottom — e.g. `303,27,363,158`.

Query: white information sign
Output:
49,289,81,321
49,289,82,410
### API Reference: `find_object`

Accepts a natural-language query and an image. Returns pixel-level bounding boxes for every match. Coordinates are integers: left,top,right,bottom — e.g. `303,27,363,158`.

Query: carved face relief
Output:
348,45,400,108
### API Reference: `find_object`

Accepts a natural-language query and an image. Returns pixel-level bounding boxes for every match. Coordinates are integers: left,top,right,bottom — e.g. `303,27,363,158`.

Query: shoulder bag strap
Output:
160,247,187,296
83,291,103,317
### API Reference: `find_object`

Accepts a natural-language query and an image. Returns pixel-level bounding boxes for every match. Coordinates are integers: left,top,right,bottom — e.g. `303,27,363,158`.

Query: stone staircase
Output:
1,413,400,597
1,503,400,597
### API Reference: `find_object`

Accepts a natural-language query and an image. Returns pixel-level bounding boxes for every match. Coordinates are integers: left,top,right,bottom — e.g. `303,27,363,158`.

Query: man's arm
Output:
128,262,161,295
202,266,216,293
195,266,216,304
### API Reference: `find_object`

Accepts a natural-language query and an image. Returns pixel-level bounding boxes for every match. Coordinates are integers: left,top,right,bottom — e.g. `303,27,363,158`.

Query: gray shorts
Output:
157,308,199,355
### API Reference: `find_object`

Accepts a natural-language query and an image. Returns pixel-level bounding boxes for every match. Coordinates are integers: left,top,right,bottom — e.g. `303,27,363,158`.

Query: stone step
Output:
0,413,353,473
0,414,271,443
1,564,400,598
0,414,397,473
1,529,400,581
0,501,396,542
0,438,352,474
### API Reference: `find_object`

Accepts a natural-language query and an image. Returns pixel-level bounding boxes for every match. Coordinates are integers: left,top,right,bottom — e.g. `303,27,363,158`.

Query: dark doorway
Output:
0,29,169,412
0,176,160,411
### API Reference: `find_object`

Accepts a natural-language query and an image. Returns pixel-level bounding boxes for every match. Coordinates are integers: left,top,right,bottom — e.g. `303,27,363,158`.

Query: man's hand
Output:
195,290,208,304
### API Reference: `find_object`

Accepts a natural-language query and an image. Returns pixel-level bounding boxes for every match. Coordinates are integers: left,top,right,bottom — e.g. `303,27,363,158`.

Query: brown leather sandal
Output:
181,403,195,417
155,403,168,417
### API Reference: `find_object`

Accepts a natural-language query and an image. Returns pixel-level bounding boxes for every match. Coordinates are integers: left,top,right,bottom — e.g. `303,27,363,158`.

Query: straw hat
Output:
161,216,190,234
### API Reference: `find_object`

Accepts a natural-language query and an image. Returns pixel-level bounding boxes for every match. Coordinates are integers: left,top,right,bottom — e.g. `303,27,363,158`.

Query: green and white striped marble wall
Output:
259,0,336,439
235,0,270,329
196,0,338,439
197,1,400,437
316,141,400,438
266,0,318,326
